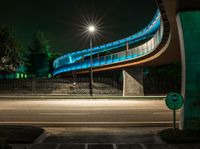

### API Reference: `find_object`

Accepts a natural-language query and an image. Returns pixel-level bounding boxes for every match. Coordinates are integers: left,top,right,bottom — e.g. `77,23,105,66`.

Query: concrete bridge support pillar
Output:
123,67,144,96
177,11,200,130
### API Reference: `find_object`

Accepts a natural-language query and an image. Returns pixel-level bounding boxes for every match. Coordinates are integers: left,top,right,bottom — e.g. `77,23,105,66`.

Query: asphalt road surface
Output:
0,99,180,127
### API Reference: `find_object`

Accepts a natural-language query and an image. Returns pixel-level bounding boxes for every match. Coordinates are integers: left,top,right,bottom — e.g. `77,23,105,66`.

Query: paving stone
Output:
117,144,143,149
28,143,200,149
145,144,200,149
88,144,114,149
29,144,57,149
44,136,86,143
44,134,155,144
59,144,85,149
145,144,176,149
171,144,200,149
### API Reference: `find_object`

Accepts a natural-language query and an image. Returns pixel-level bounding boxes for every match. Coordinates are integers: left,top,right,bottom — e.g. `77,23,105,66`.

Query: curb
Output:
0,95,165,100
0,122,175,127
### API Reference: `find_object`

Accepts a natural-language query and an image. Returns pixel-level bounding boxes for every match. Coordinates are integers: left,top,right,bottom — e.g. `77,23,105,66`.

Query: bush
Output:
159,128,200,143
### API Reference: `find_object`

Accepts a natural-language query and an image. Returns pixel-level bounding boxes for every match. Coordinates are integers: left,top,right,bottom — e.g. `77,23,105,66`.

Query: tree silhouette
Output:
23,32,51,78
0,25,21,78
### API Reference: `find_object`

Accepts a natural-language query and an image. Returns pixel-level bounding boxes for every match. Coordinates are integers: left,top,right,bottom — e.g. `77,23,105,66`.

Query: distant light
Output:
88,25,95,33
16,73,20,79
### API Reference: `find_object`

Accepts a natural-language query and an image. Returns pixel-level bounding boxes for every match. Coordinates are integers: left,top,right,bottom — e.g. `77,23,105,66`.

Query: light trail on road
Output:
0,99,180,127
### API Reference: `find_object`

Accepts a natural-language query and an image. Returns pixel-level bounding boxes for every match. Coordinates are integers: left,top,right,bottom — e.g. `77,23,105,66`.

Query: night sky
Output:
0,0,157,54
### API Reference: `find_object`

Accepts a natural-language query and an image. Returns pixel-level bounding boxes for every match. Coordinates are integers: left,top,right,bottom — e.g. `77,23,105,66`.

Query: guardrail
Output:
53,15,163,76
53,10,161,69
0,78,122,95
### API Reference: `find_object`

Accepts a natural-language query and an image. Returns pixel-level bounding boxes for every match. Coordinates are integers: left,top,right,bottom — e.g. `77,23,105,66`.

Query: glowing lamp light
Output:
88,25,95,33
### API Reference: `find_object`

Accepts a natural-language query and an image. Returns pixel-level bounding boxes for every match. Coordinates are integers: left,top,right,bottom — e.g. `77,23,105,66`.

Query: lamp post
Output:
88,25,95,96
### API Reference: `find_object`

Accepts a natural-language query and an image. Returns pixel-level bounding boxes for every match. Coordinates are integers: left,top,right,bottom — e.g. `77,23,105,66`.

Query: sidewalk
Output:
29,143,200,149
27,127,200,149
0,95,165,100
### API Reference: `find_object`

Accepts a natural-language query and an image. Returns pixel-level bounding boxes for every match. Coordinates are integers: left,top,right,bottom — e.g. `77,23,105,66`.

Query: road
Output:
0,99,180,127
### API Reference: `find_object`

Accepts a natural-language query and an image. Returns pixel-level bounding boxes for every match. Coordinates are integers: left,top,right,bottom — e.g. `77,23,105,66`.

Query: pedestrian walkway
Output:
28,127,200,149
29,143,200,149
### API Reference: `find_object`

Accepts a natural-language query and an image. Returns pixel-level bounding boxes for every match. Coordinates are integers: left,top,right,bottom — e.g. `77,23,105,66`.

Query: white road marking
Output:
152,112,180,115
113,144,117,149
0,108,17,110
38,113,91,115
55,144,61,149
140,144,148,149
85,144,88,149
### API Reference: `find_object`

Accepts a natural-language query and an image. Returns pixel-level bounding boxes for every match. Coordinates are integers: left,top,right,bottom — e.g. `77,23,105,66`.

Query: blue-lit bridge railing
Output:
53,18,163,76
53,10,161,69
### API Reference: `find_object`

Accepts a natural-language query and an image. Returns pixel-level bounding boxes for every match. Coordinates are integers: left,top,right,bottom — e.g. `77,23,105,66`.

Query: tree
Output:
23,32,51,78
0,25,21,77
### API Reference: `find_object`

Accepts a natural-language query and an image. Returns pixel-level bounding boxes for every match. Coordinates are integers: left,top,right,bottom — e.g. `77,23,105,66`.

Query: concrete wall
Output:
123,67,144,96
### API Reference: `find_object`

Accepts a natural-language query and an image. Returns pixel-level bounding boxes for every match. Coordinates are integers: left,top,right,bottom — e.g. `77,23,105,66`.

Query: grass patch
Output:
0,125,44,144
159,128,200,143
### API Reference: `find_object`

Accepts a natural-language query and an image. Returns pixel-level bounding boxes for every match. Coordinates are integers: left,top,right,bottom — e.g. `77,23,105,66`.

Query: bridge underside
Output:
162,0,200,130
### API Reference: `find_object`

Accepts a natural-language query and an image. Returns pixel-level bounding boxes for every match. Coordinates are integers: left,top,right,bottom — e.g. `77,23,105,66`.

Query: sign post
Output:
173,110,176,130
165,92,184,130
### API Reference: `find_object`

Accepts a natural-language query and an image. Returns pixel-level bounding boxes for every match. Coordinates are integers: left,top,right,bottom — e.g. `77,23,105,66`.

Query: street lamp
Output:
88,25,96,96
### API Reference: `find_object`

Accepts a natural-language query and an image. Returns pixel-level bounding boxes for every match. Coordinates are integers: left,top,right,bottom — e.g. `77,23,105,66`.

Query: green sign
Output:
165,93,184,110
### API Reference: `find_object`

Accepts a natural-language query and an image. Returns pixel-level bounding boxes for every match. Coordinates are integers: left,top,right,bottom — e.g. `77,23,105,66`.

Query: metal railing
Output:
53,10,161,69
53,17,163,76
0,77,122,95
